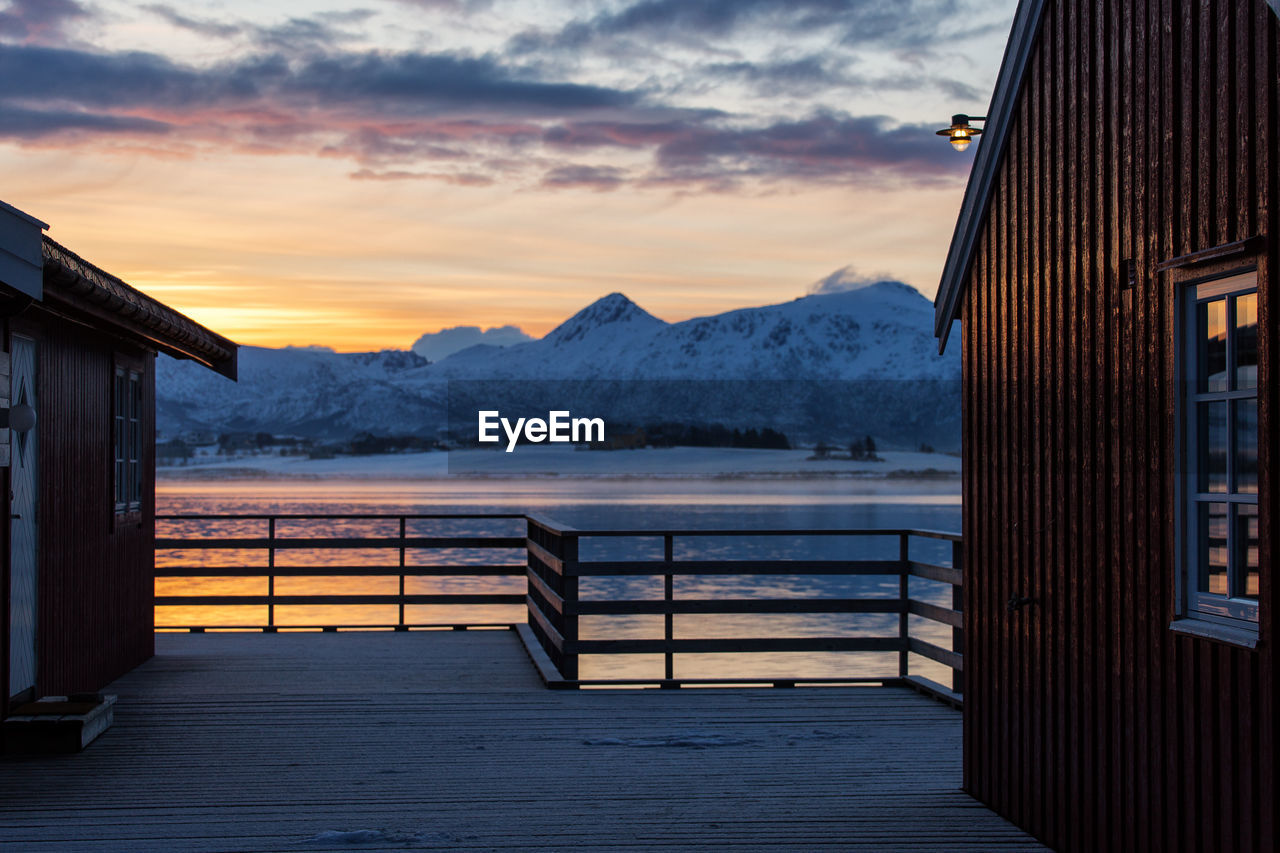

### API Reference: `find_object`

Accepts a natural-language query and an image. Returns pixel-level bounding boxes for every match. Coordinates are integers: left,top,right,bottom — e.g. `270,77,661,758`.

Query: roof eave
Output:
933,0,1048,353
41,237,238,380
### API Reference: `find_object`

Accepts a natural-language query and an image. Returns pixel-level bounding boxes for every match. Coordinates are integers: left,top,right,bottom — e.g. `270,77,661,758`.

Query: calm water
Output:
157,477,961,682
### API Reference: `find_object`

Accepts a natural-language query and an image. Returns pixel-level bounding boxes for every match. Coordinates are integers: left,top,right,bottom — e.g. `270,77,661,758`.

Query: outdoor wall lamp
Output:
1,403,36,433
936,114,985,152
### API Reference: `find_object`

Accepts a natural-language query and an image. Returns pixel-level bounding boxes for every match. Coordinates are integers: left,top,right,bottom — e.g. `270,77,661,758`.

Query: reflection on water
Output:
158,478,960,683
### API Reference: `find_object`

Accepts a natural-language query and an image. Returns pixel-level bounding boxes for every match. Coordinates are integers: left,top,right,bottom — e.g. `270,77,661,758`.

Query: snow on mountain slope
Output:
421,283,953,382
633,282,950,381
544,291,667,346
158,346,440,439
158,282,960,447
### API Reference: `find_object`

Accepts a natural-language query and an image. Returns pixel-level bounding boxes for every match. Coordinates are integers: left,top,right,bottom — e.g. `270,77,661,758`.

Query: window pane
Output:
1198,502,1229,595
1198,298,1227,392
1197,401,1228,493
1235,292,1257,390
130,420,140,503
1235,399,1258,495
131,372,142,423
1237,504,1258,601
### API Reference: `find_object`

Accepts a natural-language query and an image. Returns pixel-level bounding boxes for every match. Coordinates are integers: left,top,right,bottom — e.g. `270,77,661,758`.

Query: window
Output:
114,365,142,514
1178,268,1258,631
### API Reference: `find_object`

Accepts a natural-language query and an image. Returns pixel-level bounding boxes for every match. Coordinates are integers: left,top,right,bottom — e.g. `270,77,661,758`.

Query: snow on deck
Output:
0,631,1041,852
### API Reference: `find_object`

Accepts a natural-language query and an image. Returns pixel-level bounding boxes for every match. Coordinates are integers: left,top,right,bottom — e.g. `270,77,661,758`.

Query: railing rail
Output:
155,512,963,703
155,513,527,632
523,513,963,702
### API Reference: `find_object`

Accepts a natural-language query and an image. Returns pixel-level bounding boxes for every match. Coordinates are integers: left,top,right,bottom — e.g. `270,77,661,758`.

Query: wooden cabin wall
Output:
34,319,155,697
959,1,1277,851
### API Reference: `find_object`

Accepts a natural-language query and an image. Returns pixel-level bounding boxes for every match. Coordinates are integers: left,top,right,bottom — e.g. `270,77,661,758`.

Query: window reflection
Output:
1199,503,1229,595
1235,292,1257,390
1198,401,1228,493
1237,504,1259,600
1198,298,1227,393
1235,400,1258,495
1186,276,1258,620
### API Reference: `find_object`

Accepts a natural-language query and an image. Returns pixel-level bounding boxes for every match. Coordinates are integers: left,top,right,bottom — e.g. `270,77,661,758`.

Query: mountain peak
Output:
859,279,926,300
545,292,666,345
808,279,927,303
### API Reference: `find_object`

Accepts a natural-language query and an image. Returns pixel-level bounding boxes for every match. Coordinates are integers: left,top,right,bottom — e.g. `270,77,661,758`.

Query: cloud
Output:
541,164,627,190
510,0,970,56
285,52,639,113
350,168,495,186
0,38,968,190
0,0,87,44
0,103,170,138
389,0,496,9
411,324,534,360
0,43,636,114
649,113,958,184
0,45,270,109
808,265,903,295
139,5,242,40
538,112,963,189
141,5,379,51
704,58,983,101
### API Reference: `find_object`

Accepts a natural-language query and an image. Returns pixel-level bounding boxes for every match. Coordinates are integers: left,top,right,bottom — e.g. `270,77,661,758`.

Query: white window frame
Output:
1175,264,1259,635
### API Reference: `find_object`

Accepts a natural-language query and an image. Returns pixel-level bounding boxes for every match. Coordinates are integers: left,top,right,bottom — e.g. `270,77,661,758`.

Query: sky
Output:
0,0,1017,351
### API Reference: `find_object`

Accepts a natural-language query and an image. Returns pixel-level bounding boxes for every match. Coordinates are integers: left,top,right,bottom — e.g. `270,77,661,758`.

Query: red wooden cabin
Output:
0,200,236,717
935,1,1278,850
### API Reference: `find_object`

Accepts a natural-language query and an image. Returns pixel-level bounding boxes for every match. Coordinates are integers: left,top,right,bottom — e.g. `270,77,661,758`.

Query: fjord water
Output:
157,477,960,683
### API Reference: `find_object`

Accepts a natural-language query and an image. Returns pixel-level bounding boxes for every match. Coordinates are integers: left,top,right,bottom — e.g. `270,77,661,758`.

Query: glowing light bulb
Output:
936,114,983,152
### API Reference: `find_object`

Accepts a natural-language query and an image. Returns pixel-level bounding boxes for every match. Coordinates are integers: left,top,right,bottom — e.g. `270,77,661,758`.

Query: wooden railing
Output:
155,514,528,631
155,513,963,703
523,514,963,703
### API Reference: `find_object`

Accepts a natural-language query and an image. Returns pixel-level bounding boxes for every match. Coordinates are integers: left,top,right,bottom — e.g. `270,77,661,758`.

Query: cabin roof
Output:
931,0,1047,353
932,0,1280,353
41,236,238,379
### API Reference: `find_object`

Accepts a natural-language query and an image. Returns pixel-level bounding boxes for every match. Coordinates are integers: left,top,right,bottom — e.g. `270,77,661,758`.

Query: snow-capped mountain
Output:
157,347,437,439
157,282,961,448
422,282,952,382
543,292,666,346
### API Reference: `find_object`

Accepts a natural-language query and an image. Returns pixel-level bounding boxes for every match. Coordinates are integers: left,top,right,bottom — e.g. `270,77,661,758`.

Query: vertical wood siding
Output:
35,321,155,697
960,1,1278,850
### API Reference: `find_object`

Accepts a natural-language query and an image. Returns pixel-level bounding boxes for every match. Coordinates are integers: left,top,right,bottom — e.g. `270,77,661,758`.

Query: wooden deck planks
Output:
0,631,1044,852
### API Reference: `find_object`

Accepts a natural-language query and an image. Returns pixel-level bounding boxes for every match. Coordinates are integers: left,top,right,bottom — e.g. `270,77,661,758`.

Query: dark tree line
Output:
849,435,881,461
643,422,791,450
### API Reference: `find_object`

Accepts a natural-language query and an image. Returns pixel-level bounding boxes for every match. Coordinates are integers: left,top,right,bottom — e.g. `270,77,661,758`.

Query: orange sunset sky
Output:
0,0,1017,351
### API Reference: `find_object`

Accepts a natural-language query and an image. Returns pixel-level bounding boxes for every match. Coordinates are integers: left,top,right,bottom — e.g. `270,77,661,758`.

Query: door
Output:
8,335,37,702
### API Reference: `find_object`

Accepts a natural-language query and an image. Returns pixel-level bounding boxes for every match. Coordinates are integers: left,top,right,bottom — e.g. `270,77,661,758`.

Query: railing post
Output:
397,516,407,631
951,538,964,694
898,533,909,677
664,534,674,684
561,532,579,681
525,518,536,635
266,517,276,632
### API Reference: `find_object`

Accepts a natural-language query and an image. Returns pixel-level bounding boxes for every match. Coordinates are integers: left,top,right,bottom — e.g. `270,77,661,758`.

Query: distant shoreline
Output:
157,446,960,483
157,468,960,482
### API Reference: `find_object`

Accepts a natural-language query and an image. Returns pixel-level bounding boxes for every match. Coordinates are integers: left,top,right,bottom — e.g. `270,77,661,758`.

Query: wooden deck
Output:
0,631,1044,851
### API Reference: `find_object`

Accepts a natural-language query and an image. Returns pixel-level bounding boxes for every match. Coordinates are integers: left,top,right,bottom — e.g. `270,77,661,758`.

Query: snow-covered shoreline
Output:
158,446,960,481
